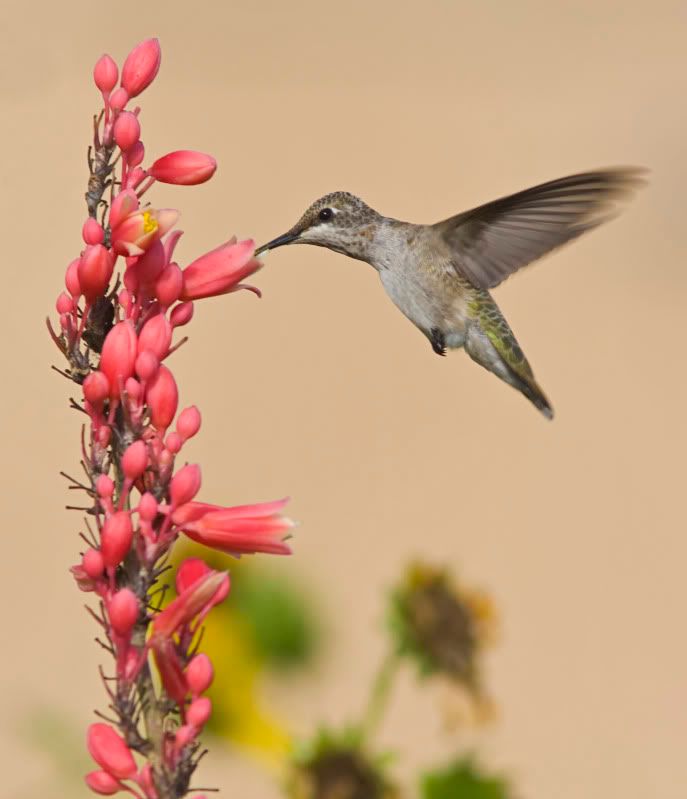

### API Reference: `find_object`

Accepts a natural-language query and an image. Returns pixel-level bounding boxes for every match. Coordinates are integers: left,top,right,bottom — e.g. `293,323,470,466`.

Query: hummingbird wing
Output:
435,168,645,289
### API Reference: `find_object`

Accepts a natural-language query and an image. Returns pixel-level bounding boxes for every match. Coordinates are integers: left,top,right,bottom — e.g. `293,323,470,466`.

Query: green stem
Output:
360,650,401,741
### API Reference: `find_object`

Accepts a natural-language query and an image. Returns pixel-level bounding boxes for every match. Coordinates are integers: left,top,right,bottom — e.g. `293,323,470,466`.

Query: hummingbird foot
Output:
430,328,447,356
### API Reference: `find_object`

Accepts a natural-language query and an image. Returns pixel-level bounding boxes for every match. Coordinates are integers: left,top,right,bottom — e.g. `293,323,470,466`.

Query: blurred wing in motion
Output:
435,168,646,289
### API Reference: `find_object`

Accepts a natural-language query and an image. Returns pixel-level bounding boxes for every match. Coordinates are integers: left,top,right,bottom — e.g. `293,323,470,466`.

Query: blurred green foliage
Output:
420,757,511,799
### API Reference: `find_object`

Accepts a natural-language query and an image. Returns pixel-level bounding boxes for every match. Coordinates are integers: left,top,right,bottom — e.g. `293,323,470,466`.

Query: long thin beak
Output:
254,231,299,256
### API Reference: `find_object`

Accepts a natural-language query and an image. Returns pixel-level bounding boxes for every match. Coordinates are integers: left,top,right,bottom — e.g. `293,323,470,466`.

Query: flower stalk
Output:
50,38,292,799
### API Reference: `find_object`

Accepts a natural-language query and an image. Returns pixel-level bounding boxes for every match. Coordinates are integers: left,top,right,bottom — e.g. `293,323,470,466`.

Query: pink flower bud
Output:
85,770,121,795
148,151,217,186
137,763,157,799
186,653,213,695
83,371,110,405
187,697,211,728
109,189,139,229
113,111,140,152
175,724,196,750
122,440,147,480
163,230,183,263
127,140,145,167
56,292,74,314
121,38,161,98
109,87,129,113
100,511,133,568
109,588,139,636
78,245,115,302
124,377,142,403
176,405,201,441
87,723,137,780
118,289,130,311
175,557,210,594
100,322,138,399
125,166,147,189
138,314,172,360
98,427,112,447
83,218,105,246
96,474,115,498
180,238,261,301
93,54,119,94
170,301,194,328
135,350,159,382
82,548,105,579
138,492,158,522
65,257,81,296
146,365,178,431
155,263,183,307
170,464,201,507
165,432,182,454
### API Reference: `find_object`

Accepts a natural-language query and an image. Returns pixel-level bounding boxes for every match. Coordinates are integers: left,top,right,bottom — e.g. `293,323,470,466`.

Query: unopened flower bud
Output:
187,696,211,728
78,244,115,302
109,588,139,636
65,257,81,297
109,87,128,113
186,653,213,695
133,239,166,287
155,263,183,307
175,557,211,594
165,431,183,454
170,464,201,507
121,38,161,98
87,723,137,779
83,371,110,405
170,301,194,328
148,150,217,186
146,365,178,431
135,350,159,382
138,492,158,522
124,377,142,403
98,427,112,447
127,140,145,167
100,511,133,568
176,405,201,441
114,111,140,152
100,322,138,399
82,548,105,579
96,474,114,499
93,54,118,94
82,218,105,245
56,292,74,314
122,440,147,481
175,724,196,750
138,313,172,360
85,769,121,795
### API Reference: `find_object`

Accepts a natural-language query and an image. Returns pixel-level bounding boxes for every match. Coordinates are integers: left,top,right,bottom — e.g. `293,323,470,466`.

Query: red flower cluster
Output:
49,38,292,799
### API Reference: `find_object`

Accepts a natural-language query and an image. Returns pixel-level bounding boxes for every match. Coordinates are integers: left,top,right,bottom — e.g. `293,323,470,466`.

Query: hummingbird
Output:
255,168,644,418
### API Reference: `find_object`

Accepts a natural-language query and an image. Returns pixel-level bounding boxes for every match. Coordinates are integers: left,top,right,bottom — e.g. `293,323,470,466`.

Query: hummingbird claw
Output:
430,328,447,356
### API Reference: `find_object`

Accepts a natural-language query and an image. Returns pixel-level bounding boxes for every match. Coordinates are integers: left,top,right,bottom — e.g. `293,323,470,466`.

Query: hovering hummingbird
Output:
255,169,644,418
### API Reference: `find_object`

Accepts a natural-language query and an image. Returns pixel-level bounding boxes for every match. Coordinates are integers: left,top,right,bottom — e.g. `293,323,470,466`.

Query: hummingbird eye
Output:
318,207,333,222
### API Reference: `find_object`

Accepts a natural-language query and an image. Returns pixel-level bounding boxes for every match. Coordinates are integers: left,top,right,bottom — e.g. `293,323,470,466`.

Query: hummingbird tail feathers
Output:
466,295,554,419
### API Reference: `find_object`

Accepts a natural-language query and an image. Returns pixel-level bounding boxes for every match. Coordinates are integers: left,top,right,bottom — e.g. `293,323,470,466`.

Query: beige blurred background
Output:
1,0,686,796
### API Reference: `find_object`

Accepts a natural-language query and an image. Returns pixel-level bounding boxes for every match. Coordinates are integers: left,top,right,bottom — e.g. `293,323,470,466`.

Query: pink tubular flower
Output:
112,207,179,257
176,498,294,556
87,723,137,780
121,38,161,98
146,364,178,431
100,322,138,399
180,238,261,301
153,568,228,638
148,151,217,186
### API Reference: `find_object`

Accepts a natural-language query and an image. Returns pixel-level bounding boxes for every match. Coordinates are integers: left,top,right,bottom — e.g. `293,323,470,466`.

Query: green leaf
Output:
420,757,512,799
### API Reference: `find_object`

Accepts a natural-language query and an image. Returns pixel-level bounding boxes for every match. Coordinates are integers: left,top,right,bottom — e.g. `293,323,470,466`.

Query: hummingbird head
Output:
255,192,382,262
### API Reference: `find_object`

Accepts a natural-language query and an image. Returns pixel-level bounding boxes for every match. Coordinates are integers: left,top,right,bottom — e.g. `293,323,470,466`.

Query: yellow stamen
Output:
142,210,158,234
